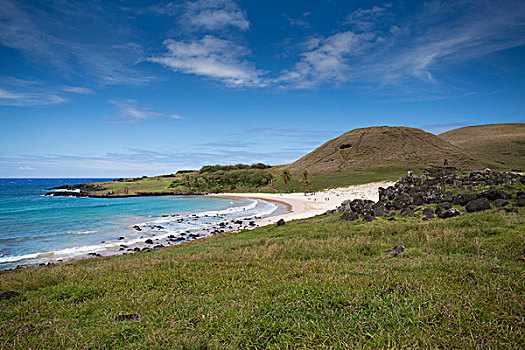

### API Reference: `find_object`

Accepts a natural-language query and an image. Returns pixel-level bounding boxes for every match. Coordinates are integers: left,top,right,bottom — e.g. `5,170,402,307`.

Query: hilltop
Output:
287,126,481,174
440,123,525,170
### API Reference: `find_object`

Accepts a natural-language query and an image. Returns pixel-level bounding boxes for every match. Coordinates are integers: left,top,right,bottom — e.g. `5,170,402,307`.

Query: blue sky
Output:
1,0,524,177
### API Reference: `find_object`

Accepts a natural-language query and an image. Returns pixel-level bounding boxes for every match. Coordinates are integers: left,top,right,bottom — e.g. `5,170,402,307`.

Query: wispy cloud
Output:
284,12,311,29
345,4,392,32
0,0,154,86
0,87,66,106
108,99,184,123
275,0,525,96
148,35,264,87
181,0,250,31
17,166,34,171
63,86,93,94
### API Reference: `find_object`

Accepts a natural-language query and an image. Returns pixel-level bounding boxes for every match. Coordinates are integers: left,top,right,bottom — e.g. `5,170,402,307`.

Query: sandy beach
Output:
209,181,395,227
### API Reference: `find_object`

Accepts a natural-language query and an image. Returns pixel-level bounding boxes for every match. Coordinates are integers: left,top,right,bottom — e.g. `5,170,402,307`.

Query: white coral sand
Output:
209,181,395,227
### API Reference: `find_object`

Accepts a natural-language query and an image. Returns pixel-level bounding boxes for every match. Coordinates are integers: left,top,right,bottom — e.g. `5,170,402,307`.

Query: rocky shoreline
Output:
44,183,205,198
11,212,270,271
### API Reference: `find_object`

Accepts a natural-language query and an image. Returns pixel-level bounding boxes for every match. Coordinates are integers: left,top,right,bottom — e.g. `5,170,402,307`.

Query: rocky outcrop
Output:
334,167,523,222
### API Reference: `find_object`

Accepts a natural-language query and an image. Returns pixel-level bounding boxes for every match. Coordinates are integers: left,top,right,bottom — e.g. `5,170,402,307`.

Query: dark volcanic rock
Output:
144,239,153,244
438,208,461,219
133,225,142,231
465,198,491,213
276,219,285,226
422,208,434,216
393,193,412,210
384,245,405,257
372,203,388,217
493,199,509,207
340,211,358,221
0,291,20,300
436,202,452,213
115,313,139,321
453,194,478,206
362,214,377,222
422,213,435,221
480,188,508,201
400,208,413,216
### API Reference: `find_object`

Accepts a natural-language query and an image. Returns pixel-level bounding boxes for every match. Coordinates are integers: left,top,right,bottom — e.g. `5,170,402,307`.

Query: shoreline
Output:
4,181,393,271
209,180,395,228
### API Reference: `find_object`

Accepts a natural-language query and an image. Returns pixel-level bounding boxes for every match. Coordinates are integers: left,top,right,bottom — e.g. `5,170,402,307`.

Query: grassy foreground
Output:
1,209,524,349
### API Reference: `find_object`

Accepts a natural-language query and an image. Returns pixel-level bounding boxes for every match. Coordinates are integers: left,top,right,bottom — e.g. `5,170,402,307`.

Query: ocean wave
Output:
0,198,279,268
0,252,42,263
67,230,98,235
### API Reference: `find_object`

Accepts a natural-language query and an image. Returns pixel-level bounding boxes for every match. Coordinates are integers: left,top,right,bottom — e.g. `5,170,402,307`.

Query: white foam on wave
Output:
68,230,98,235
0,252,42,263
0,198,279,267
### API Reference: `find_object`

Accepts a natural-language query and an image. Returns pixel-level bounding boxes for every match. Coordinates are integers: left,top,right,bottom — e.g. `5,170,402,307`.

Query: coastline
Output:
209,180,395,227
4,181,393,270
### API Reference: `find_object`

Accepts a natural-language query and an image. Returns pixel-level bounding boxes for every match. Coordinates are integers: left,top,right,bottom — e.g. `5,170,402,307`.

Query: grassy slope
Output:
1,207,524,349
288,126,483,174
89,167,411,196
440,123,525,170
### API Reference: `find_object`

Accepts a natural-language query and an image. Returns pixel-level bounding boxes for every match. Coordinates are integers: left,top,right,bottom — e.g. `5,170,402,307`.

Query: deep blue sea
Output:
0,179,277,270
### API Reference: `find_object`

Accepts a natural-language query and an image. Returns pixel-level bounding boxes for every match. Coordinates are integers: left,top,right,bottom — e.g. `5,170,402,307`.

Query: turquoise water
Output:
0,179,276,270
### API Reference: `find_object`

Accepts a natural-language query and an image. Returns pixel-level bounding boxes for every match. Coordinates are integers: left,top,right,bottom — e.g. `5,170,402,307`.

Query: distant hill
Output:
287,126,481,174
440,123,525,170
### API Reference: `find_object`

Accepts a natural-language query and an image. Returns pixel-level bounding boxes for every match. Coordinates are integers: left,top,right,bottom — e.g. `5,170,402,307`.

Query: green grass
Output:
90,166,412,196
1,208,524,349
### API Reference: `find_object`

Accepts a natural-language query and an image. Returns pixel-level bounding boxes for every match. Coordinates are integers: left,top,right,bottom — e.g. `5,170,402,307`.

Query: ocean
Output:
0,179,277,270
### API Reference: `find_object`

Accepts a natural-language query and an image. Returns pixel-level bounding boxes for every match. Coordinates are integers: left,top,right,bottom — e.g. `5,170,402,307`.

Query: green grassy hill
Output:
440,123,525,170
287,126,483,174
1,205,523,348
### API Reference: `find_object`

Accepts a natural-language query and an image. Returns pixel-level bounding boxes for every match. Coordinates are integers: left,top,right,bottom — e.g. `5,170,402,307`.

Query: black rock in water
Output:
144,239,153,244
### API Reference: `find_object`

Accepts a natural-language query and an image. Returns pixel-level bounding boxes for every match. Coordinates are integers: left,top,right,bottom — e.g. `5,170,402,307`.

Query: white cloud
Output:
17,166,34,171
109,99,184,123
148,35,263,87
284,12,311,29
0,87,66,106
276,1,525,95
277,31,377,88
345,4,391,31
63,86,93,94
181,0,250,31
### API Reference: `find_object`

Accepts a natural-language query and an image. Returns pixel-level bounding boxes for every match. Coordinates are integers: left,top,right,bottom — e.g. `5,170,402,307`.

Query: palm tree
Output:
281,169,291,192
268,173,276,192
300,170,310,194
